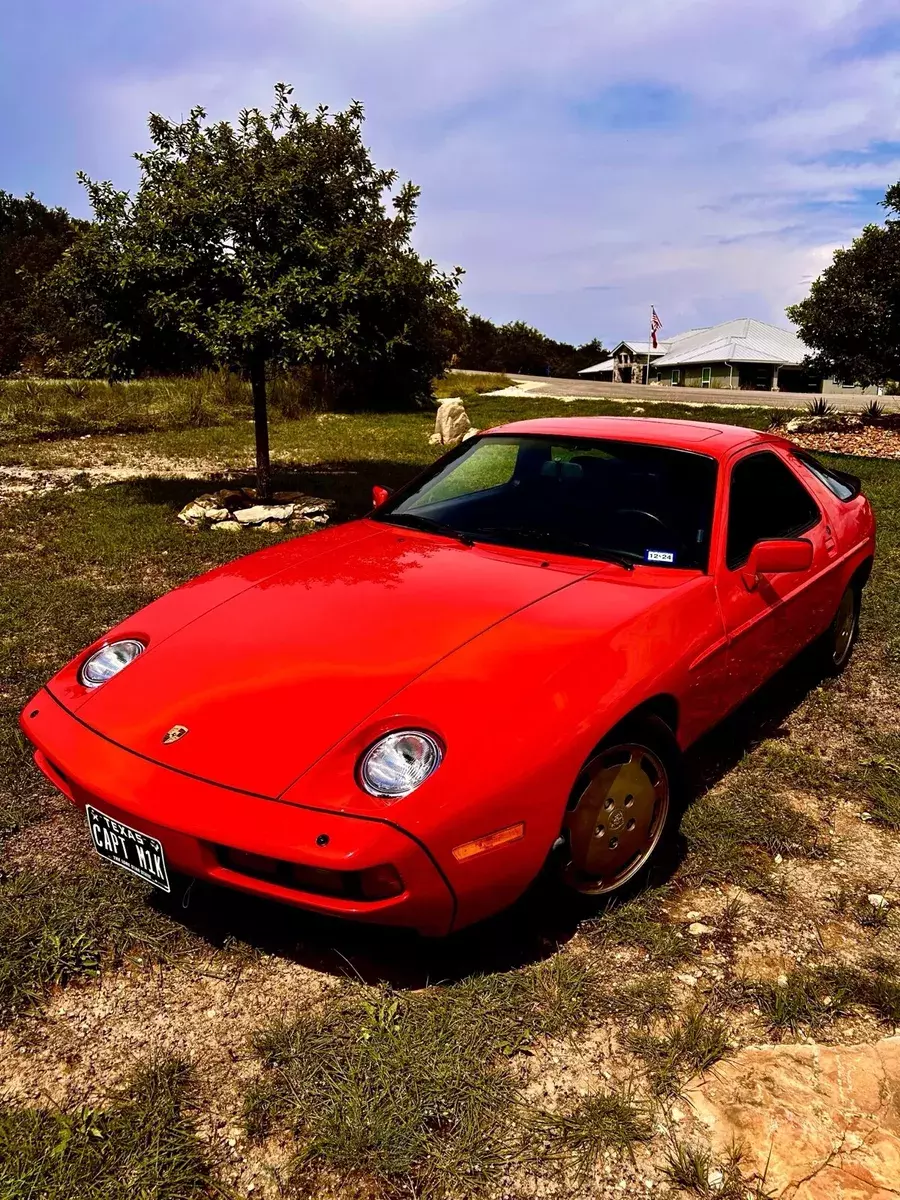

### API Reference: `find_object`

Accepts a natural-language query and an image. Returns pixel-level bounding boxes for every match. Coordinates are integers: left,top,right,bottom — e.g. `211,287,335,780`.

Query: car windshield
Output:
377,434,718,570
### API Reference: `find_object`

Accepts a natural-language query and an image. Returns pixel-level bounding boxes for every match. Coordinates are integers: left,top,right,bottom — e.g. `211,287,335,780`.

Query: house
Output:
580,318,880,393
578,329,709,384
648,319,818,391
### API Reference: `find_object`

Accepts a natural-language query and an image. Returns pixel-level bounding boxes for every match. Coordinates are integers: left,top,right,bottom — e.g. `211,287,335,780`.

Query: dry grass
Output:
246,958,607,1197
0,1059,221,1199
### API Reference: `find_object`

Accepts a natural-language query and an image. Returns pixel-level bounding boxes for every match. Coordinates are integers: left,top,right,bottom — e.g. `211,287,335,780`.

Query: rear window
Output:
793,451,860,501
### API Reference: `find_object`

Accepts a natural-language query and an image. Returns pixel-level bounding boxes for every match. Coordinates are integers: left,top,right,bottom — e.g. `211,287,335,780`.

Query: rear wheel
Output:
559,716,679,896
818,583,860,675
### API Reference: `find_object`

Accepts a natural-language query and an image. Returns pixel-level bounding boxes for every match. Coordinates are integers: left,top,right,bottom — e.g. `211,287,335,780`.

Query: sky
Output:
2,0,900,347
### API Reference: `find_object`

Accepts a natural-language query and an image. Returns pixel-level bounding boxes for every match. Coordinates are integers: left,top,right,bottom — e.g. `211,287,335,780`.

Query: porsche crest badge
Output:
162,725,189,745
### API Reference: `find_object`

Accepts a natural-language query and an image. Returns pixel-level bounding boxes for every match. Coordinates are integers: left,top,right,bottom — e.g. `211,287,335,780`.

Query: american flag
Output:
650,306,663,349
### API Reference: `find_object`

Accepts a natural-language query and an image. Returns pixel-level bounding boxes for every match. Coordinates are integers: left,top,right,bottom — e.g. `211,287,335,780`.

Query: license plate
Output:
86,805,170,893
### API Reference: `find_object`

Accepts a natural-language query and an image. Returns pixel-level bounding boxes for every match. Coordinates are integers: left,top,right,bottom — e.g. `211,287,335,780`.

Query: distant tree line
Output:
0,192,86,376
453,315,605,379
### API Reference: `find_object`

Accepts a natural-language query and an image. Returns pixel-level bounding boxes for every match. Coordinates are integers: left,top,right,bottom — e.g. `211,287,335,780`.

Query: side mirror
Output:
372,485,391,508
742,538,813,590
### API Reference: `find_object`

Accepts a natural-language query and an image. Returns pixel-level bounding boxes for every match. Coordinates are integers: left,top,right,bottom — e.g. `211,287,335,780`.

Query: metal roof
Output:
578,358,616,374
618,340,667,356
651,319,806,367
578,328,713,373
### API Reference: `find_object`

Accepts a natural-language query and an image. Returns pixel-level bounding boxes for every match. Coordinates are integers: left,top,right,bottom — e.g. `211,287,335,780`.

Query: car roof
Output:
486,416,786,459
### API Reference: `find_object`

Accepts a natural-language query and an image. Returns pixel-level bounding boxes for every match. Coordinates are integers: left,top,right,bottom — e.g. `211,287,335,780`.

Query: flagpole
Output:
647,304,653,386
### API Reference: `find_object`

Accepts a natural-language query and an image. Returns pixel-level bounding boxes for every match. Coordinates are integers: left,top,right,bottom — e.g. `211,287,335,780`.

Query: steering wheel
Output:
611,508,690,558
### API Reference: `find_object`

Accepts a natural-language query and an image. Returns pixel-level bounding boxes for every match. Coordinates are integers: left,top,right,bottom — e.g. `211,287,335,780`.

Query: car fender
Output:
282,567,724,927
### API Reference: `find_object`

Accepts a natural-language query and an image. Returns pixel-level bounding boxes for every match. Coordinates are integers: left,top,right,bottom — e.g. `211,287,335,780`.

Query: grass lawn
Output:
1,389,899,1197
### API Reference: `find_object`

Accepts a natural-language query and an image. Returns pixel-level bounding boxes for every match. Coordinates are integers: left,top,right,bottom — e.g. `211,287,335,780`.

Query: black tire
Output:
555,714,681,898
817,583,861,676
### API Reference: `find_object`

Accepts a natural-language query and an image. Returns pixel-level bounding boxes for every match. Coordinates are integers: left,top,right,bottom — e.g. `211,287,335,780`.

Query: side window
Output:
726,451,820,570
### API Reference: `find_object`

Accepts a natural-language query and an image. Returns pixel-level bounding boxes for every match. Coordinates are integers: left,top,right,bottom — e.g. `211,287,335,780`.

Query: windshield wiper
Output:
385,512,475,546
471,526,636,569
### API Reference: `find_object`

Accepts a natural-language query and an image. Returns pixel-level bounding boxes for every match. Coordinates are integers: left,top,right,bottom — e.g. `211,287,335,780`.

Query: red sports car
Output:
20,418,875,935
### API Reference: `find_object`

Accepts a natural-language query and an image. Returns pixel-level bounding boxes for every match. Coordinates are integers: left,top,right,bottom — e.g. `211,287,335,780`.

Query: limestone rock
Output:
292,498,334,518
432,399,472,446
178,488,334,532
685,1036,900,1198
233,505,295,525
687,922,713,936
177,494,231,525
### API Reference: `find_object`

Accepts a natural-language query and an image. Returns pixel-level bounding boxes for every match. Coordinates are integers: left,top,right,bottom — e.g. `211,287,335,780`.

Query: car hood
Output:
67,522,594,800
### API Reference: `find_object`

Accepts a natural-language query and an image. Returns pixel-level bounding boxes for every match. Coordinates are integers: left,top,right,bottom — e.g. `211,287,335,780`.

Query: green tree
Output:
0,192,83,375
49,84,462,498
787,183,900,387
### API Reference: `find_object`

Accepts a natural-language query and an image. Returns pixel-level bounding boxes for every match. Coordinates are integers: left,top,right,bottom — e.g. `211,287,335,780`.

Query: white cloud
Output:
79,0,900,343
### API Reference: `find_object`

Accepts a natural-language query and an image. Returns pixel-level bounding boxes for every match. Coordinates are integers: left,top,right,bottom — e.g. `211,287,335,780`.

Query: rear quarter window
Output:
793,450,860,501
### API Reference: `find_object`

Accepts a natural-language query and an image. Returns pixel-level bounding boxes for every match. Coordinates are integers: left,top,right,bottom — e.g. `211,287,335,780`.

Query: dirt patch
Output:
0,953,330,1196
0,458,231,498
2,801,88,873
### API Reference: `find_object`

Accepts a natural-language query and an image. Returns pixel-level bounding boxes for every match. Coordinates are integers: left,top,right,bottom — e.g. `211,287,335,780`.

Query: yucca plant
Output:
862,398,886,422
805,397,837,418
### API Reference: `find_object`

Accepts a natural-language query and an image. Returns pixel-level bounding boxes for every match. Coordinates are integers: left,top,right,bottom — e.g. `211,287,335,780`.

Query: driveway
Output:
469,372,895,412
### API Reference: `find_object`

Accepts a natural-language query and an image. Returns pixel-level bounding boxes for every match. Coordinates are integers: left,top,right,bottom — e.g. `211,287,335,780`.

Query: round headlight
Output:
359,731,443,799
80,639,145,688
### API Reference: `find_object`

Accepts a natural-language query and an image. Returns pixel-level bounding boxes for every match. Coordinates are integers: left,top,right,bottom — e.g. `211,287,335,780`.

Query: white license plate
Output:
86,805,171,893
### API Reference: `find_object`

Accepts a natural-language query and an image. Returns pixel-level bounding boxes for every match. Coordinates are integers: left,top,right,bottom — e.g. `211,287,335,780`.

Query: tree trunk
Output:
249,357,272,502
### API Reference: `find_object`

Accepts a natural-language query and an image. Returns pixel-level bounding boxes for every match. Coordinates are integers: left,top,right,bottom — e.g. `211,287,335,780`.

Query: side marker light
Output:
452,823,525,862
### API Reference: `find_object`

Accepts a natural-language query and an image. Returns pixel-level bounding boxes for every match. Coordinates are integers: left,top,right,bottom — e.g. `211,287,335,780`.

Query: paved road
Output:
465,372,896,413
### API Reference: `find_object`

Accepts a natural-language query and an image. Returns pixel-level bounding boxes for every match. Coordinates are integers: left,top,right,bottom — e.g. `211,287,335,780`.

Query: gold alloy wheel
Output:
832,588,857,667
563,743,670,895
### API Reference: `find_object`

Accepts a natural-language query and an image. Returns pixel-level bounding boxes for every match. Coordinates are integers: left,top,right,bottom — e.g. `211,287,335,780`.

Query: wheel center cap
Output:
608,809,626,831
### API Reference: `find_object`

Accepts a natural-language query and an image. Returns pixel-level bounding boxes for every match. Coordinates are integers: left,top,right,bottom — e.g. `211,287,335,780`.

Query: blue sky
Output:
3,0,900,346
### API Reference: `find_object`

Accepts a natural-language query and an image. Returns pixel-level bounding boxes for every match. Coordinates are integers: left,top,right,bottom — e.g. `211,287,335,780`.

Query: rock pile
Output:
177,488,335,533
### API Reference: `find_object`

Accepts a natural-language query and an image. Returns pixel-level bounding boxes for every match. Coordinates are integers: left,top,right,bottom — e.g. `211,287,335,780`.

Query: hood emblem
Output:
162,725,189,745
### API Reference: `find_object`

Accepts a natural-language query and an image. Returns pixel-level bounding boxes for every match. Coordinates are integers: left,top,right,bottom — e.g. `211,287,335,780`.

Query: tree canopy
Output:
49,84,463,496
787,183,900,387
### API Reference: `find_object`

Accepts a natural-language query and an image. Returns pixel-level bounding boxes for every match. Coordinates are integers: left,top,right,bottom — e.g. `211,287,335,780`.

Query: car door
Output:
715,447,834,702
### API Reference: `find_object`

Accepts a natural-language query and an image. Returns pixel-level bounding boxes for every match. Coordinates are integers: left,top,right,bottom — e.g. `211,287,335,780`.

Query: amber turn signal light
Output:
452,822,525,863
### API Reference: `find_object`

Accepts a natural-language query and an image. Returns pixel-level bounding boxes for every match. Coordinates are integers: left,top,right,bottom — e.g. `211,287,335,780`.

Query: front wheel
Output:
557,716,679,896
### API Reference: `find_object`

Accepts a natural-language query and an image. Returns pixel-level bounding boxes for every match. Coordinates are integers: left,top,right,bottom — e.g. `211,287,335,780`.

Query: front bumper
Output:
20,690,456,936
